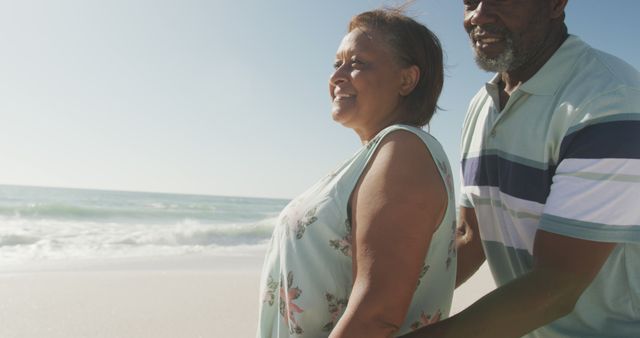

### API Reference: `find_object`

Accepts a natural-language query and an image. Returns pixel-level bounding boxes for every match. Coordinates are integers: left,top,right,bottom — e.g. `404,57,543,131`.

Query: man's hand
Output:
455,207,485,287
401,229,615,338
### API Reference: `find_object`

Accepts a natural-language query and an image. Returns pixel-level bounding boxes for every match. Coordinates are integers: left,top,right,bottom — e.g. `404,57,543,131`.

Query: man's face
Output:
463,0,553,72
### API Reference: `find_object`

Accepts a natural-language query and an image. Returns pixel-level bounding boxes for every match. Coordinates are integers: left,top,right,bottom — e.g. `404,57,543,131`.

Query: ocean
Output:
0,185,289,264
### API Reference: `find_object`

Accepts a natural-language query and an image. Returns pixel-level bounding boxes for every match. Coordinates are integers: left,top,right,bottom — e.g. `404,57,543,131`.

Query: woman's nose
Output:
329,64,348,86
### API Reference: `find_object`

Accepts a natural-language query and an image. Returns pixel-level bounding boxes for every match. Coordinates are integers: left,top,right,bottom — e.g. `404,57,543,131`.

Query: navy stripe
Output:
462,154,554,204
559,120,640,160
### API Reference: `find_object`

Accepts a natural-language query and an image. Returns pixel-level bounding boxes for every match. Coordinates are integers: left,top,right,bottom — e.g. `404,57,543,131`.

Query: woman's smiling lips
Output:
332,90,356,102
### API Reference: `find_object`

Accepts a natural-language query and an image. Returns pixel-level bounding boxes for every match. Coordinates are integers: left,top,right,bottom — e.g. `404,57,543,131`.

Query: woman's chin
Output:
331,109,353,126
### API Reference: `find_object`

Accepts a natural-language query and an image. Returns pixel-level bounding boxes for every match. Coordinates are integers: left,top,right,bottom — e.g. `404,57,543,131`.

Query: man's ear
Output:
399,65,420,96
550,0,568,19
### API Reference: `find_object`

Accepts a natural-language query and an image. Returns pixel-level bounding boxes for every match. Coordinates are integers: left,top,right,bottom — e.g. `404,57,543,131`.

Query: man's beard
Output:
470,26,529,73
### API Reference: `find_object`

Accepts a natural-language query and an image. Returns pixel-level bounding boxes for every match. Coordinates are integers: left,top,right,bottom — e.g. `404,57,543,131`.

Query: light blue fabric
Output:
460,35,640,337
257,124,457,337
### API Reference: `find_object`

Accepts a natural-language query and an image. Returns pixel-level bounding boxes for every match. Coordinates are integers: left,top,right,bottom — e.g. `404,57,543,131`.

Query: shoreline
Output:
0,253,493,337
0,250,266,274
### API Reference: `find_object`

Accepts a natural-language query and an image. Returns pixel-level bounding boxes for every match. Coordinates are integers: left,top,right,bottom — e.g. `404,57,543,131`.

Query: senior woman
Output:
257,8,456,338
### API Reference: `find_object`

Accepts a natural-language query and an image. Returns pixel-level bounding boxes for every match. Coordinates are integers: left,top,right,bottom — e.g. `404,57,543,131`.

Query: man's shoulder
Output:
564,37,640,95
551,38,640,124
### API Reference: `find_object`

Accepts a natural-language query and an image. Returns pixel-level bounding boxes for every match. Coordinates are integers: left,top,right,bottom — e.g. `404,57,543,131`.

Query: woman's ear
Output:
399,65,420,96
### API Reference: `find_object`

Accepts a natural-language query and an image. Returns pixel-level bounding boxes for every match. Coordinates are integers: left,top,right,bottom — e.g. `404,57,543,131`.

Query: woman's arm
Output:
329,130,448,338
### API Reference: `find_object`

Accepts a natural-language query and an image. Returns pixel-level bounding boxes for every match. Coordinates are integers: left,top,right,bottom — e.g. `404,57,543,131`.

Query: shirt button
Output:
490,130,496,137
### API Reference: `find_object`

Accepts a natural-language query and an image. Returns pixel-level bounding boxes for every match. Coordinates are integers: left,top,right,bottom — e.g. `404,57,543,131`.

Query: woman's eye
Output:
351,59,364,68
333,58,364,70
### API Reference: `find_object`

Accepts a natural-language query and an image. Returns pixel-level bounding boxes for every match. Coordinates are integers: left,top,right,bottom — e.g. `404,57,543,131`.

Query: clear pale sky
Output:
1,0,638,199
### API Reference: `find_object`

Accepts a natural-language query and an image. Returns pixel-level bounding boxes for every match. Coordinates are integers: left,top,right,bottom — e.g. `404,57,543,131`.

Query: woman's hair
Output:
349,8,444,127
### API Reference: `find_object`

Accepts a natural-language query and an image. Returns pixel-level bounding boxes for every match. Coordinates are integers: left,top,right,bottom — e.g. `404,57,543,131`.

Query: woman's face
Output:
329,28,407,140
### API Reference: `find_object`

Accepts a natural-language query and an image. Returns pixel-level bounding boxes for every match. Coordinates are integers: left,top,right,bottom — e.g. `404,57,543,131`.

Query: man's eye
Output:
333,61,342,69
463,0,479,8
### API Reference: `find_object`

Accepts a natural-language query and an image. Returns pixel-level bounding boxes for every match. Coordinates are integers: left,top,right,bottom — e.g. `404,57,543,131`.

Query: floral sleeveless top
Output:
257,125,457,337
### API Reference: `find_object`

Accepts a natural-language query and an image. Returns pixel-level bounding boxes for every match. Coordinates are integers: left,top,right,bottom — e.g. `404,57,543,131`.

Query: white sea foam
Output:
0,185,287,264
0,216,279,264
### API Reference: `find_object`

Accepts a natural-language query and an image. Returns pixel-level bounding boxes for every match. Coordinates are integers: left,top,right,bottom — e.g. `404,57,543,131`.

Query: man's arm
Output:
455,207,485,287
402,230,615,338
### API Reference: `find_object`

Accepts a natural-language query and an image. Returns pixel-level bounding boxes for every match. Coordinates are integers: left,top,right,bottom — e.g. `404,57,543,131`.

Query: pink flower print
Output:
410,309,442,330
279,271,304,334
294,206,318,239
446,239,455,269
329,237,352,257
329,219,352,257
281,200,318,240
262,275,279,306
416,264,430,286
322,293,349,331
446,221,456,270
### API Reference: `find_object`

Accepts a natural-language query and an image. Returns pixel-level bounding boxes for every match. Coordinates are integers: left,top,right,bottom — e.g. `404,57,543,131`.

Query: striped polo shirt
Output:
460,35,640,337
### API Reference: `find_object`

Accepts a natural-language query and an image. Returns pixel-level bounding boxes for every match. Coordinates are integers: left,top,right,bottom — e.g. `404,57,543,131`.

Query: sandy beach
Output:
0,254,263,338
0,252,494,338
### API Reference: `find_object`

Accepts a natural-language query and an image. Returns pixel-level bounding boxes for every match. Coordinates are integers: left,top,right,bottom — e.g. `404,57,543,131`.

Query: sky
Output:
1,0,639,199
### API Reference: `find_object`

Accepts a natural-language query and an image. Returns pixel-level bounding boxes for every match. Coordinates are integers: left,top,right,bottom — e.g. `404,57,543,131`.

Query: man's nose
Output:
467,2,497,27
